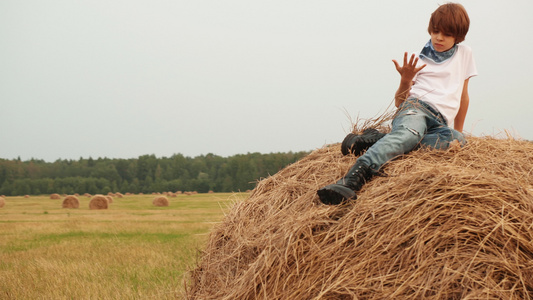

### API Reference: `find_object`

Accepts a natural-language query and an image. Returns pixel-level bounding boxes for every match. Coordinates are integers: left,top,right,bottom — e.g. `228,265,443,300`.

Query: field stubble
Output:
0,193,243,299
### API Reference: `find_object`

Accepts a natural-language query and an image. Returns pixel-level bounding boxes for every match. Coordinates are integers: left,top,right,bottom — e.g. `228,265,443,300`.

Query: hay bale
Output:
105,196,113,204
0,197,5,208
153,196,169,207
50,193,61,199
61,195,80,209
89,195,108,210
187,135,533,299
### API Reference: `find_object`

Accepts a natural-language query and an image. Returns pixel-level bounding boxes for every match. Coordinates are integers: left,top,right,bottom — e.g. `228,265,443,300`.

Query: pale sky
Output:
1,0,532,162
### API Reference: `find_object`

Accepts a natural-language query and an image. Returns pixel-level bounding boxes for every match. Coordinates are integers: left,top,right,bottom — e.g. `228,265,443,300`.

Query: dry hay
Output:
0,197,5,208
105,196,113,204
89,195,108,210
50,193,61,199
153,196,169,207
61,195,80,209
187,134,533,299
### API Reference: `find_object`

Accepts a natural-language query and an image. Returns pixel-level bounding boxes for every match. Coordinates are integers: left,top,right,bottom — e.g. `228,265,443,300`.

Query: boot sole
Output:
317,184,356,205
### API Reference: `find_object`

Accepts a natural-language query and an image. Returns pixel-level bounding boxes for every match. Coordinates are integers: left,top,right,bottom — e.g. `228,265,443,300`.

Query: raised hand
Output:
392,52,426,83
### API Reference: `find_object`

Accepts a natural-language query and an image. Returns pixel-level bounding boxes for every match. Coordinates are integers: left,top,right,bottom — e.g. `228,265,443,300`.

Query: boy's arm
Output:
454,78,470,132
394,79,413,108
392,52,426,107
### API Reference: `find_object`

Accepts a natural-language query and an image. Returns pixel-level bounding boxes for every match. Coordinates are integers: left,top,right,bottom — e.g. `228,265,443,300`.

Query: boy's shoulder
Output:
457,44,474,55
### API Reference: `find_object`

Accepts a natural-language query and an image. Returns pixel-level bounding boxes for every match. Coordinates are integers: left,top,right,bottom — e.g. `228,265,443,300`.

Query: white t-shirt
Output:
410,44,478,124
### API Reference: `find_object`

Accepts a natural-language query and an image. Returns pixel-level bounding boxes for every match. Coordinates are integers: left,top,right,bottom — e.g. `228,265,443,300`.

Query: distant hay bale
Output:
24,195,29,198
153,196,169,207
187,133,533,299
105,196,113,203
89,195,108,210
62,195,80,209
50,193,61,199
0,197,5,208
208,190,214,194
116,192,123,198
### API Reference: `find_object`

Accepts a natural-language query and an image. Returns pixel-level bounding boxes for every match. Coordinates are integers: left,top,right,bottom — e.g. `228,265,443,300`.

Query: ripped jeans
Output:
357,98,466,173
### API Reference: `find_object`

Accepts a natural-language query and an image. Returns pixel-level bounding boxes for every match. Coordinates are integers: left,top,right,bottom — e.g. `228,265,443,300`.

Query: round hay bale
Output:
50,193,61,199
153,196,169,207
0,197,5,208
105,196,113,204
187,135,533,299
62,195,80,209
89,195,108,210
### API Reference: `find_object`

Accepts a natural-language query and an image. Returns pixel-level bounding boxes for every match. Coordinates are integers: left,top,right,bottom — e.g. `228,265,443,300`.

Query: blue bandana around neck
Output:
419,39,457,64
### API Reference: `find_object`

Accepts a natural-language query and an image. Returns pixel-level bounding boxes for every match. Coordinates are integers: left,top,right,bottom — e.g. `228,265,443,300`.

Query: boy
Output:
317,3,477,205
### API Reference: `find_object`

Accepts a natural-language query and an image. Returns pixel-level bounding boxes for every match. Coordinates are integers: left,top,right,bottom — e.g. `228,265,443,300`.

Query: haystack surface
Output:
0,197,5,208
153,196,169,207
89,195,108,210
62,195,80,209
187,135,533,299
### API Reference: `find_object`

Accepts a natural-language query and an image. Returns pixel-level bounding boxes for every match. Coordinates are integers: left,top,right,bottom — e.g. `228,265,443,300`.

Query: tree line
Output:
0,151,309,196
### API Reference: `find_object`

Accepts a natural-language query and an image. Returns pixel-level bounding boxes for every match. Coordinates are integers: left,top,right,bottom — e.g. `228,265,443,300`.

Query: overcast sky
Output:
1,0,532,162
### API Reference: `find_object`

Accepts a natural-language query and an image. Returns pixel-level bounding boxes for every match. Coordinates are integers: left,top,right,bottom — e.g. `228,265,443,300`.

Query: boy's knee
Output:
395,125,423,148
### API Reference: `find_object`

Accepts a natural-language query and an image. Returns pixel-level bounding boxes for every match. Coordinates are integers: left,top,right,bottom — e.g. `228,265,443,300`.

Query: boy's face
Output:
430,30,456,52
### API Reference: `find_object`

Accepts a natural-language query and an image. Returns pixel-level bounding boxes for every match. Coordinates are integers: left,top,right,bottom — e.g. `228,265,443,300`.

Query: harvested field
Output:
187,131,533,299
62,195,80,209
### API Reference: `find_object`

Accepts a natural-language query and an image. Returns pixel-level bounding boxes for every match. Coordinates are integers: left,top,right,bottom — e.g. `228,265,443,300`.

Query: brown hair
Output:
428,3,470,44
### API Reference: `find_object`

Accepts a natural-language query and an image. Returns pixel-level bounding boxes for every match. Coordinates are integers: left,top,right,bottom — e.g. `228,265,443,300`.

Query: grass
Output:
0,193,245,299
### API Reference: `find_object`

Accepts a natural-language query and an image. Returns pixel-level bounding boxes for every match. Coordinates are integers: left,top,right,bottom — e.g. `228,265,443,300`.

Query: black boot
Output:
341,128,386,156
317,161,374,205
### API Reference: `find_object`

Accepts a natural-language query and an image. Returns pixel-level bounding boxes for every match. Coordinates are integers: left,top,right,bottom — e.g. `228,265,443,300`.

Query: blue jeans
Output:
357,99,466,173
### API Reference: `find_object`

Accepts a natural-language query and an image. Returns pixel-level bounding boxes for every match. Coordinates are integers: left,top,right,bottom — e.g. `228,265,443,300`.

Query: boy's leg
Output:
356,101,429,172
419,126,466,150
318,100,429,204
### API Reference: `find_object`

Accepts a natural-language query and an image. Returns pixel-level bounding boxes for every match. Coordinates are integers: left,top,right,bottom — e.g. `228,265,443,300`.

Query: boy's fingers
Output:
392,60,401,72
